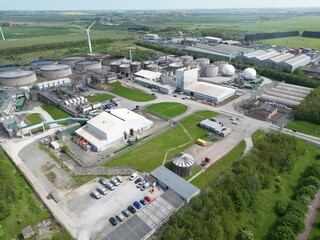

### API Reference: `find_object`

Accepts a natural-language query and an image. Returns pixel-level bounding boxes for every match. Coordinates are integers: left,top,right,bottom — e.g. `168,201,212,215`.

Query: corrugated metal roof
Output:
172,152,195,167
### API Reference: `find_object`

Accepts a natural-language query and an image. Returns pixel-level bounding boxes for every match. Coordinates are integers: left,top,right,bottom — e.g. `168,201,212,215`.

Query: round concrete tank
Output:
169,62,184,74
146,64,159,72
222,64,235,76
215,61,228,72
75,60,102,71
205,64,219,77
181,55,194,66
86,52,109,59
121,59,132,65
0,70,37,86
143,61,152,70
243,68,257,80
110,62,121,73
60,56,85,68
196,58,210,68
119,64,131,74
29,59,56,69
41,64,72,79
102,55,125,66
0,65,20,73
171,152,195,177
130,61,142,73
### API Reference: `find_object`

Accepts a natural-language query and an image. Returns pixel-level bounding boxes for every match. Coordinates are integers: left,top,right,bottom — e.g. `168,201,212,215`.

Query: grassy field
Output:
103,110,218,172
109,82,156,102
191,140,246,189
310,211,320,240
287,120,320,137
262,36,320,49
26,113,42,124
87,93,114,103
41,104,70,120
0,148,51,239
145,102,188,118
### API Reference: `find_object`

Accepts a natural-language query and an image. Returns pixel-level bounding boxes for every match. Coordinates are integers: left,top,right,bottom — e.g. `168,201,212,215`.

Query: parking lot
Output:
60,174,163,240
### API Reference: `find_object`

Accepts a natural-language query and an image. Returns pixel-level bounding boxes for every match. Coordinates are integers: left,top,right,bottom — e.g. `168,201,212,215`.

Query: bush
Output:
275,200,288,216
61,145,70,153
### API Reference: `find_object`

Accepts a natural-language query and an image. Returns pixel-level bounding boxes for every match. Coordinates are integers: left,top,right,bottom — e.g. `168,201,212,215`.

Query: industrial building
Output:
176,67,198,91
34,78,72,90
143,34,159,40
183,43,251,61
199,119,232,136
203,36,222,44
134,70,162,81
75,108,153,151
0,70,37,86
41,64,72,79
171,152,195,177
150,166,200,203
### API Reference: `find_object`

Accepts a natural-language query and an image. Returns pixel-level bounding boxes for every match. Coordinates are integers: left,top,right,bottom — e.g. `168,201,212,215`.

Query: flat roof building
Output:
134,70,162,81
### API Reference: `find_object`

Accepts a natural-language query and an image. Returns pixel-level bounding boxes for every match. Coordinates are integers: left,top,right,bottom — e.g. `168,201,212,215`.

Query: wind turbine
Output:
0,27,5,41
73,22,96,53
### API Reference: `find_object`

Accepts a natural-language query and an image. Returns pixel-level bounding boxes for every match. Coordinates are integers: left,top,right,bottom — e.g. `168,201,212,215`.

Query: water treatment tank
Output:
171,152,195,177
61,56,85,68
222,64,235,76
0,64,20,73
143,61,152,70
102,55,125,66
130,61,142,73
0,70,37,86
75,60,102,71
169,62,184,74
205,64,219,77
41,64,72,79
29,59,56,69
195,58,210,68
243,68,257,80
146,64,159,72
119,64,131,74
110,62,121,73
181,55,194,66
215,61,228,72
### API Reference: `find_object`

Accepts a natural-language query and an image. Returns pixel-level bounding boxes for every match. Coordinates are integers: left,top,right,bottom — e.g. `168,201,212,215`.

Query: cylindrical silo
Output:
215,61,228,72
102,55,125,66
75,60,102,71
146,64,159,72
41,64,72,79
205,64,219,77
110,62,121,73
119,64,131,76
143,61,152,70
0,70,37,86
61,56,85,68
169,62,184,74
181,55,194,66
171,152,195,177
196,58,210,68
130,61,142,73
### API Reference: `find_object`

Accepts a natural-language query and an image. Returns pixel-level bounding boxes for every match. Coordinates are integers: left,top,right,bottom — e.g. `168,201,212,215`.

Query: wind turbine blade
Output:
87,21,96,30
0,27,5,41
73,25,87,31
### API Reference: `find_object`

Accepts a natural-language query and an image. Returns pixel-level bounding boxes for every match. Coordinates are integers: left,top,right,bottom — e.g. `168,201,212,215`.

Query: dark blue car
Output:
133,201,142,209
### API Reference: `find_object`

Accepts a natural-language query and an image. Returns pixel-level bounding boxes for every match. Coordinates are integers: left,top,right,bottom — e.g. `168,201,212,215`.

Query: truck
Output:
196,139,207,147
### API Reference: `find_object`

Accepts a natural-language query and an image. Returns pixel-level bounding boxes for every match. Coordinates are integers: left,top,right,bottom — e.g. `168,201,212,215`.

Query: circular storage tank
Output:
29,59,56,69
119,64,131,74
41,64,72,79
171,152,195,177
75,60,102,71
146,64,159,72
130,61,142,73
205,64,219,77
102,55,125,66
243,68,257,80
0,65,20,73
169,62,183,74
121,59,132,65
0,70,37,86
215,61,228,72
110,62,121,73
60,56,85,68
181,55,194,66
143,61,152,70
196,58,210,68
222,64,235,76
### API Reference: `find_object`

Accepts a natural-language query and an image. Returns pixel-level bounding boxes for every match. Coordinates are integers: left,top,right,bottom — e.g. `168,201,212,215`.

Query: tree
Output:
0,225,5,239
272,225,296,240
275,200,288,216
238,228,254,240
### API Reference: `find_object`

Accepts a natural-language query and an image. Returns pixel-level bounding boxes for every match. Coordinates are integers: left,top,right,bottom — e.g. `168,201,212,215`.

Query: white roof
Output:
35,78,72,88
243,50,268,58
76,126,108,147
254,51,280,61
283,54,311,65
184,82,235,100
134,70,162,80
268,53,294,63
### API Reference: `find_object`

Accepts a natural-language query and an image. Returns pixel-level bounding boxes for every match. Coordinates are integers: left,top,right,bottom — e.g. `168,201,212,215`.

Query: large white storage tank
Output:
171,152,195,177
243,68,257,80
41,64,72,79
222,64,235,76
215,61,228,72
205,64,219,77
0,70,37,86
196,58,210,68
75,60,102,71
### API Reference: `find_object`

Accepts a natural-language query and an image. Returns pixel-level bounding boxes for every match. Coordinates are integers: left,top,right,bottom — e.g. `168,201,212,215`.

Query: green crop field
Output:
0,148,50,239
25,113,42,124
262,36,320,49
103,110,218,172
287,120,320,137
41,104,70,121
109,82,156,102
146,102,188,118
87,93,114,103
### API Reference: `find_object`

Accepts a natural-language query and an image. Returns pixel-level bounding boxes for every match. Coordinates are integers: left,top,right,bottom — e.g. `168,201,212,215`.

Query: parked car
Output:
127,205,136,214
141,182,150,191
122,209,131,217
136,182,143,188
109,217,118,226
99,177,108,186
105,181,115,191
229,117,236,121
231,121,238,125
129,173,138,181
91,189,101,199
140,199,148,205
110,177,120,186
200,161,208,167
116,175,123,183
96,185,108,195
144,196,152,203
133,201,142,209
134,178,142,184
116,213,126,222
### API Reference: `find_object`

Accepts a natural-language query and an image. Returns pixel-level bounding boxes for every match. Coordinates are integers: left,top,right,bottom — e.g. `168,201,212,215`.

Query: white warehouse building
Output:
75,109,153,151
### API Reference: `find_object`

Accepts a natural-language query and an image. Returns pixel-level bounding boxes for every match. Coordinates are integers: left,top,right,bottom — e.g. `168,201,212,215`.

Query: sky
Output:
1,0,320,11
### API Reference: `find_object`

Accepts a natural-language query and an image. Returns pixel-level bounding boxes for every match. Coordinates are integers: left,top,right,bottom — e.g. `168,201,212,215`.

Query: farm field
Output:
109,82,156,102
262,36,320,49
103,110,218,172
287,120,320,137
87,93,114,103
146,102,188,118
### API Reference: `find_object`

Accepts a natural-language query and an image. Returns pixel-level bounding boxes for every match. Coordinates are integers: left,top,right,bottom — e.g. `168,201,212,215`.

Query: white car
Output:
229,117,236,121
129,173,138,181
231,121,238,125
116,175,123,183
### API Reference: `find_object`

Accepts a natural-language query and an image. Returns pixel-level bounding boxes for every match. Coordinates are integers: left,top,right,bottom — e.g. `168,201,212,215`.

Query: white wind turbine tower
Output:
0,27,6,41
74,22,96,53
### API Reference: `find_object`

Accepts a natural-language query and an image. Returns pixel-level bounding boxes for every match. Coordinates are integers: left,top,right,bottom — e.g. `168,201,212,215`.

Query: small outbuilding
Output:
21,226,35,239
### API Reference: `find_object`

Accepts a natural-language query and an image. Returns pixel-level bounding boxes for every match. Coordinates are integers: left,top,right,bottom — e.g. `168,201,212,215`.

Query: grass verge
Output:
109,82,156,102
287,120,320,137
146,102,188,118
26,113,42,124
87,93,114,103
41,104,71,125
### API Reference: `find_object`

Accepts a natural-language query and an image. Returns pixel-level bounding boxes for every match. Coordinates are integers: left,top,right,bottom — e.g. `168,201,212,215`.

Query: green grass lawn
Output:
0,148,51,239
41,104,70,126
146,102,188,118
103,110,218,172
310,211,320,240
109,82,156,102
87,93,115,103
191,140,246,189
26,113,42,124
262,36,320,49
287,120,320,137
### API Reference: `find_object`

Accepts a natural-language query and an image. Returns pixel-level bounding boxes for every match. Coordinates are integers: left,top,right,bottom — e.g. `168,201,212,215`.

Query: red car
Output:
144,196,152,203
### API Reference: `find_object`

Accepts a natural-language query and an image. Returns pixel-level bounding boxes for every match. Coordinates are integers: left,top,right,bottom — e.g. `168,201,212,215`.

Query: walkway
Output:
243,137,253,156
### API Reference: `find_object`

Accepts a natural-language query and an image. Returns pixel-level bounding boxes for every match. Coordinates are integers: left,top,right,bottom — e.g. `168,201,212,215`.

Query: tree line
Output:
244,31,299,41
302,31,320,39
160,133,312,240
